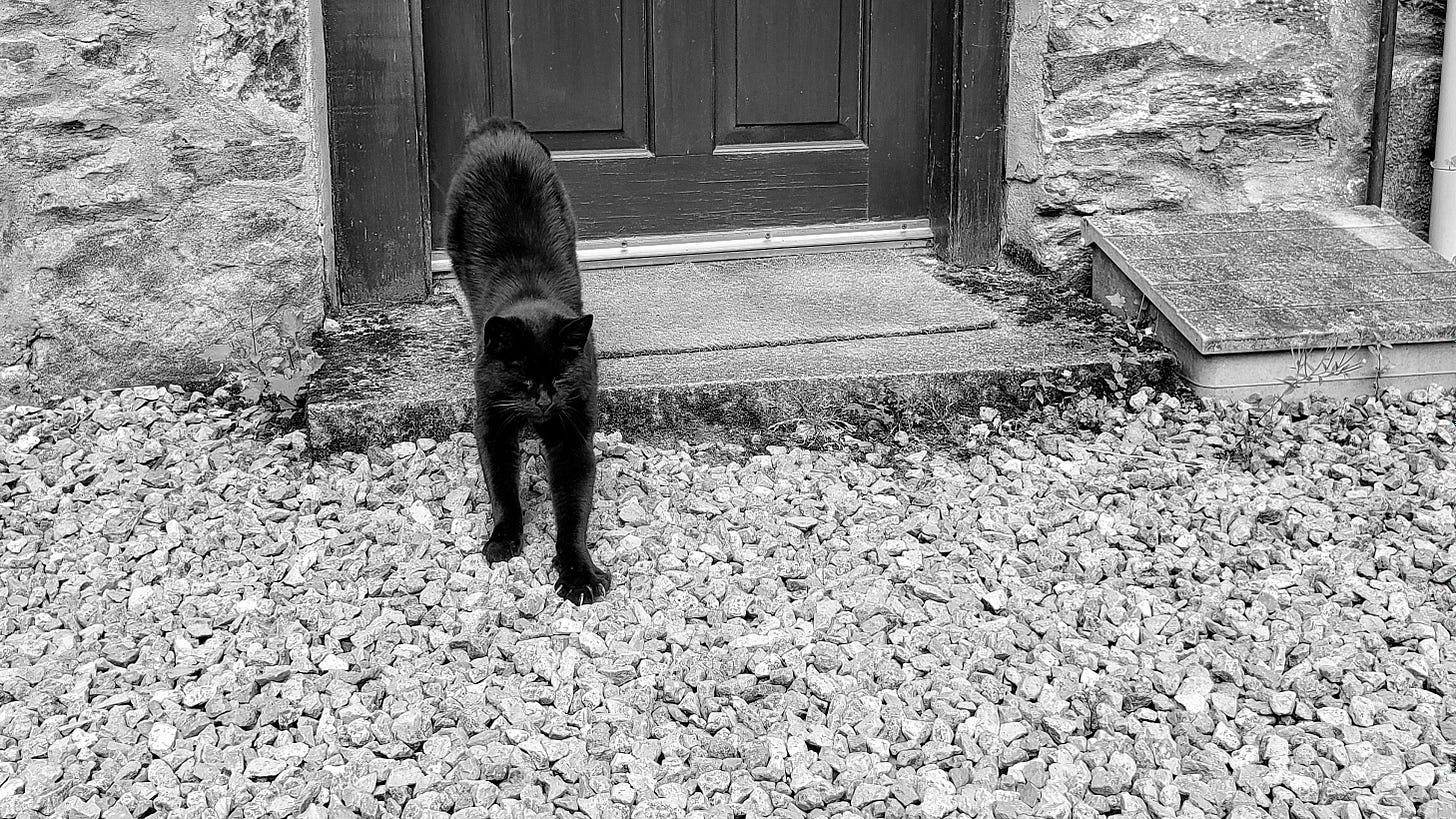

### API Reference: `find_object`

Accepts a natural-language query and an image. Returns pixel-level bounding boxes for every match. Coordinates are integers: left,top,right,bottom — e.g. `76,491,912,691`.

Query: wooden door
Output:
423,0,931,244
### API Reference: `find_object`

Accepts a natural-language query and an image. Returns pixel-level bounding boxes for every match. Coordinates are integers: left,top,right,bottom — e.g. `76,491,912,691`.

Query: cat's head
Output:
479,305,593,420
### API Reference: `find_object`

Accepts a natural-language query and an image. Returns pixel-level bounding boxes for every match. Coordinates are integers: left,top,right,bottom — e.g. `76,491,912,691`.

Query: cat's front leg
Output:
541,424,611,604
474,407,525,563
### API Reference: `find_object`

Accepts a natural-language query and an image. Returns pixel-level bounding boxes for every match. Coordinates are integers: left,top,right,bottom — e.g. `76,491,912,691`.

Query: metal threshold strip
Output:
431,219,933,276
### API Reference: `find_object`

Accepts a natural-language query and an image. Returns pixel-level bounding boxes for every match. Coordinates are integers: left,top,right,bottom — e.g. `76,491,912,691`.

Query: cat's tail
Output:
462,116,551,157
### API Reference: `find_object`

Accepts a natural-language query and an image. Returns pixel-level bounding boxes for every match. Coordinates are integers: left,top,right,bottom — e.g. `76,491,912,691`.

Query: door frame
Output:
318,0,1010,308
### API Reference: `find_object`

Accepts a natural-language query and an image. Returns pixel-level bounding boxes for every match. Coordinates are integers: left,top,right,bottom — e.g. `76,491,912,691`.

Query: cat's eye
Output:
486,341,525,363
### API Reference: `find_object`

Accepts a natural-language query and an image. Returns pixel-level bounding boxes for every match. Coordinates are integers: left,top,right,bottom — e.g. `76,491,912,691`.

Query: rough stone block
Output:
1382,56,1442,238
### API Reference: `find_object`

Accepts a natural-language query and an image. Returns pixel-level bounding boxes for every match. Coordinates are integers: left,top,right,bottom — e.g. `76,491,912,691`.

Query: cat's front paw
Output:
483,521,523,563
554,563,611,605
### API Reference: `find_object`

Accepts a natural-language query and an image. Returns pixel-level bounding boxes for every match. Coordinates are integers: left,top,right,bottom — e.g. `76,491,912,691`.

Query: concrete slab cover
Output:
1092,248,1456,401
581,249,997,358
1082,206,1456,354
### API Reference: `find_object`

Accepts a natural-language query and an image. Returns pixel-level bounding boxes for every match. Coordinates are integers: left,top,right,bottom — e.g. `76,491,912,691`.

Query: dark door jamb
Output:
320,0,433,309
928,0,1011,266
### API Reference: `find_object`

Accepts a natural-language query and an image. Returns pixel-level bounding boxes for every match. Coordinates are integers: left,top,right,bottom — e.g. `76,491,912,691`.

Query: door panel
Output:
488,0,648,151
508,3,627,133
423,0,927,244
717,0,862,144
731,0,847,125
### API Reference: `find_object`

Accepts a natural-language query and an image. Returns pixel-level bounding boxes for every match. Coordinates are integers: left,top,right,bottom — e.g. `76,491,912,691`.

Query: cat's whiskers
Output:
559,403,589,441
487,400,532,424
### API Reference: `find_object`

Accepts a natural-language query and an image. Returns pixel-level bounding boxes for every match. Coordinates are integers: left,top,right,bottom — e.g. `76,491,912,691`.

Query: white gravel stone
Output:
617,500,651,526
1348,695,1380,727
392,708,432,745
853,782,891,807
1406,762,1438,789
319,654,350,672
1284,773,1320,801
244,756,288,779
147,722,177,756
1269,691,1297,716
1175,670,1214,713
919,770,957,818
1422,798,1456,819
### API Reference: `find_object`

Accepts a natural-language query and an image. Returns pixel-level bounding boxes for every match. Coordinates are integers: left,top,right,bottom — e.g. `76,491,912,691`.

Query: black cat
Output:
444,117,611,605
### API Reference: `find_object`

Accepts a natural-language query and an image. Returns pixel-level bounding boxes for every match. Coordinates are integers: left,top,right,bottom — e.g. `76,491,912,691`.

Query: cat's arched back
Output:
444,117,582,323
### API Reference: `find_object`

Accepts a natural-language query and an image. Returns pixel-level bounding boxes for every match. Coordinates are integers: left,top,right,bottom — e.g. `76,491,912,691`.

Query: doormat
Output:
582,249,997,359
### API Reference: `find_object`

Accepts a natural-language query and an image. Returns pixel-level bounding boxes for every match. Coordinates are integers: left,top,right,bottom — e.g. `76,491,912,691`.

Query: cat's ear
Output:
482,315,525,359
561,314,593,355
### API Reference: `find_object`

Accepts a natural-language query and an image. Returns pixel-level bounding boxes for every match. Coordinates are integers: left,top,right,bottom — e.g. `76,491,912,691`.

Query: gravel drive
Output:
3,384,1455,819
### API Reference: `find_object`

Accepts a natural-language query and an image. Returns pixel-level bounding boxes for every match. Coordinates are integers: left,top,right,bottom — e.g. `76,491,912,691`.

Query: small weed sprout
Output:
1360,329,1394,394
1284,344,1366,390
1021,369,1079,409
1100,291,1163,401
202,306,323,414
1104,291,1159,352
1232,342,1366,461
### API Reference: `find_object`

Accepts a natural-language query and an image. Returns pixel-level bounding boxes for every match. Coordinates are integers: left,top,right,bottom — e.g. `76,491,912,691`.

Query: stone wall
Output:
1005,0,1449,284
0,0,325,405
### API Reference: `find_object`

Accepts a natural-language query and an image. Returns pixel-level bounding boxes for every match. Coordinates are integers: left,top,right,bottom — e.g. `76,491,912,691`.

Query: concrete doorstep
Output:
307,249,1177,451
